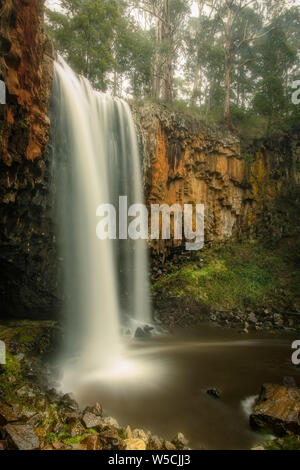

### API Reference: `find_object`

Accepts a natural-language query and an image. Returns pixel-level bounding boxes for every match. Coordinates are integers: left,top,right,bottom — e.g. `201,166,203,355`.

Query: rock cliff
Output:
132,102,300,256
0,0,57,319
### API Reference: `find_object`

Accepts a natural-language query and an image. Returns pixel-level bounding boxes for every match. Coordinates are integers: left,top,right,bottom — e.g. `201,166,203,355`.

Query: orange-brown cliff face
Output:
0,1,57,319
0,0,53,164
132,102,299,255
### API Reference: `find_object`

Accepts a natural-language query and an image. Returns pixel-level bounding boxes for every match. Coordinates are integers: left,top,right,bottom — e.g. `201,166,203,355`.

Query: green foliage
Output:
264,435,300,450
0,352,23,401
46,0,299,134
115,21,153,97
46,0,123,90
252,26,297,134
153,240,300,312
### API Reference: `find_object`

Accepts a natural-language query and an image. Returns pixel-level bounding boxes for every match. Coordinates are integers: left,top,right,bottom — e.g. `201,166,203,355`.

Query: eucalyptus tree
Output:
46,0,123,91
130,0,191,102
251,15,298,134
203,0,290,127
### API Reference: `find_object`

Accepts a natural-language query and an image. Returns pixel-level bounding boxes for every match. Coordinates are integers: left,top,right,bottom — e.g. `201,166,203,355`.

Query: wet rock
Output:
26,413,44,428
98,416,120,429
82,402,103,417
4,424,40,450
283,376,297,388
206,388,221,399
82,434,101,450
0,403,18,424
125,425,132,439
16,384,36,398
63,411,80,423
172,432,188,449
47,388,62,403
273,314,283,327
123,438,146,450
91,402,103,417
99,429,120,449
147,435,162,450
0,440,7,450
11,403,36,420
131,428,150,444
70,443,87,450
135,326,153,338
250,384,300,436
82,411,103,429
69,419,85,437
164,440,176,450
59,393,78,411
248,313,258,323
52,441,64,450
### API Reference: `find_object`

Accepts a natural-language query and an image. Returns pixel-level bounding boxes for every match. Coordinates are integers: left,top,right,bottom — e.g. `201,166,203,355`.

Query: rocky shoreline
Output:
153,295,300,333
0,321,189,451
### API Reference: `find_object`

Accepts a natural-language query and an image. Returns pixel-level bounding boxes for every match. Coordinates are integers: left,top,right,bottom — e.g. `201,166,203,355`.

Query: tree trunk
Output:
113,69,118,97
191,65,201,105
224,42,232,127
223,4,234,128
161,0,173,102
152,20,162,99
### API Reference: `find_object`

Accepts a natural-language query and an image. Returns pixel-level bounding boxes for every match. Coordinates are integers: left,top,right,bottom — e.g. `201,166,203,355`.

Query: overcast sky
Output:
46,0,199,17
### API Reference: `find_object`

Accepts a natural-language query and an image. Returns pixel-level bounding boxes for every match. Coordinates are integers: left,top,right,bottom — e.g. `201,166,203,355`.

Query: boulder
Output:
99,429,119,449
52,441,64,449
68,419,85,437
82,434,101,450
131,428,150,444
16,385,36,398
59,393,78,411
135,325,154,338
123,438,146,450
135,327,149,338
248,313,258,323
69,443,87,450
250,384,300,436
4,424,40,450
206,388,221,399
147,435,162,450
98,416,120,429
91,402,102,417
0,403,18,424
82,411,102,429
124,425,132,439
164,440,176,450
172,432,188,449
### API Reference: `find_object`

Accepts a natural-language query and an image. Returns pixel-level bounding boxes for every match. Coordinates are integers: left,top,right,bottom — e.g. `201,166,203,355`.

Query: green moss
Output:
264,435,300,450
17,328,36,344
0,352,24,402
153,240,300,312
3,352,21,376
118,429,126,440
63,429,97,445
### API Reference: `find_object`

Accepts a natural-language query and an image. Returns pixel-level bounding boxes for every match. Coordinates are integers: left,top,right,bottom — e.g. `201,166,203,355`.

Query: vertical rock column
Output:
0,0,58,319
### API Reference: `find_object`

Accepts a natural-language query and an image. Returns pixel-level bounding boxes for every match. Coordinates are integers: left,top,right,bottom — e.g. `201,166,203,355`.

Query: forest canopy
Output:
46,0,300,135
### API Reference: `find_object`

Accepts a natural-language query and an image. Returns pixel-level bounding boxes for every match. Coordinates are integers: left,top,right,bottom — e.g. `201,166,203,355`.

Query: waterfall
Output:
51,57,151,382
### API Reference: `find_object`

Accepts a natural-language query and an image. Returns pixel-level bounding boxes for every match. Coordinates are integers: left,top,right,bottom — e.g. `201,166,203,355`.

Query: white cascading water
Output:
51,57,151,387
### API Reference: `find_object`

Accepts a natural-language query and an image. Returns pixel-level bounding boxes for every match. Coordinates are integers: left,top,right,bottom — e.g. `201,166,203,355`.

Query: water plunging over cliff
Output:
51,57,151,382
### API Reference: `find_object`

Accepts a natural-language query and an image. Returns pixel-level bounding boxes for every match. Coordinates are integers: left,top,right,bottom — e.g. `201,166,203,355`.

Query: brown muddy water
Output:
72,324,300,450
